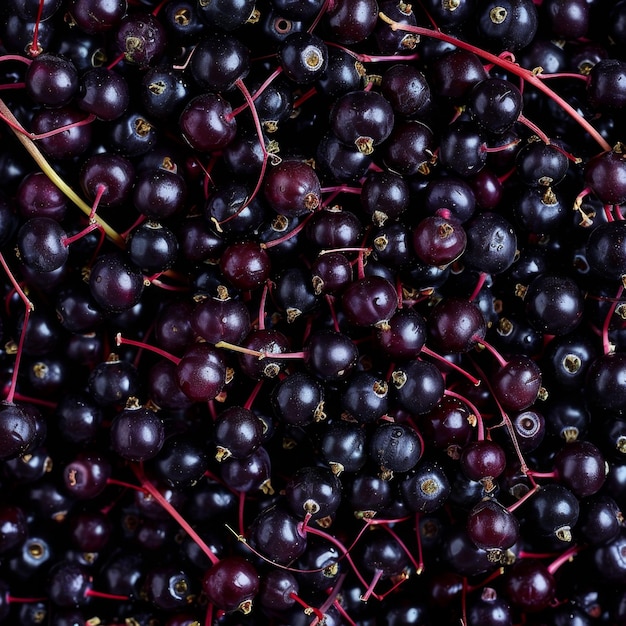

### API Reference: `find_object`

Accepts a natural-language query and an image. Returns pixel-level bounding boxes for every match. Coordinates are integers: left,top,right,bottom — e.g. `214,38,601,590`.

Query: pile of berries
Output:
2,0,626,625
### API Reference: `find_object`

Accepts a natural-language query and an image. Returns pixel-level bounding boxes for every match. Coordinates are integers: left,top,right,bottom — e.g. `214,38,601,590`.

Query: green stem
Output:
0,98,125,248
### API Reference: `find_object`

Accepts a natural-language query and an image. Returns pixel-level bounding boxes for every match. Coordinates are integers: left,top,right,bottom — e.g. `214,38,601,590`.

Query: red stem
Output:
261,212,314,249
0,55,32,65
228,67,284,118
131,463,219,565
444,389,486,440
6,595,48,603
473,336,507,368
62,222,100,247
0,253,33,405
289,592,325,621
360,569,383,602
468,271,489,302
377,13,612,152
421,346,482,386
115,333,181,365
243,379,264,410
547,544,582,575
299,524,371,591
28,0,46,56
603,285,624,355
257,281,270,330
238,490,246,538
85,589,130,601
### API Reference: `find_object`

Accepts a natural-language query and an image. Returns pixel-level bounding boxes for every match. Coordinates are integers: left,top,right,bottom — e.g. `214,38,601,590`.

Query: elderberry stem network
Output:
1,1,626,625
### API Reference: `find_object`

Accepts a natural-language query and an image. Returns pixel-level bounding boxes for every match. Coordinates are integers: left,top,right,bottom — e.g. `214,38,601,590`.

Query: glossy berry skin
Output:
278,31,328,84
376,308,427,361
524,274,584,336
341,371,389,424
219,241,271,291
80,153,135,207
249,505,307,565
393,359,445,415
190,33,250,92
196,0,255,31
466,498,520,552
578,495,623,546
592,529,626,583
110,406,165,461
115,12,166,67
460,440,507,485
56,288,104,333
553,440,606,497
219,445,271,493
380,63,431,117
524,483,580,542
412,213,467,267
587,59,626,110
476,0,538,52
382,119,436,176
87,358,139,407
584,149,626,205
439,121,487,178
375,0,419,55
179,93,237,152
319,421,367,474
504,559,555,612
76,67,129,121
444,525,495,577
341,275,398,328
202,556,259,612
369,422,423,476
176,343,226,402
468,77,523,134
311,251,352,295
17,217,68,273
491,355,542,412
285,466,342,520
263,159,321,217
128,222,178,274
31,107,93,160
400,459,451,513
25,53,79,107
133,168,187,220
305,329,359,381
331,90,395,155
462,211,517,275
0,403,38,461
428,297,486,353
238,329,290,380
88,252,144,314
259,569,298,613
467,589,513,626
213,406,263,460
69,0,127,33
0,504,27,555
62,451,111,500
586,221,626,281
271,371,324,427
360,530,410,579
516,141,569,188
586,352,626,411
16,171,67,221
143,566,193,610
325,0,378,44
47,561,92,607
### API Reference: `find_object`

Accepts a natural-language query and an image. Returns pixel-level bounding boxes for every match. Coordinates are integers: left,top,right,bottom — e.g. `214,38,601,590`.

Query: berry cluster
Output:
1,0,626,625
